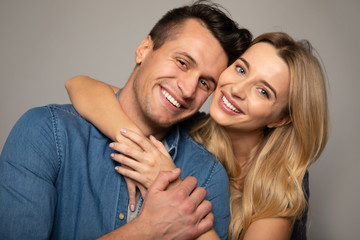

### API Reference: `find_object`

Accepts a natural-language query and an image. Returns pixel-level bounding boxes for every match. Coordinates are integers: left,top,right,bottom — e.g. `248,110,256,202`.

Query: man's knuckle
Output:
176,188,188,200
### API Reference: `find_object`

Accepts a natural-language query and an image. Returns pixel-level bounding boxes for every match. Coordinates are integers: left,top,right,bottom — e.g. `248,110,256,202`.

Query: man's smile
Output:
162,89,182,108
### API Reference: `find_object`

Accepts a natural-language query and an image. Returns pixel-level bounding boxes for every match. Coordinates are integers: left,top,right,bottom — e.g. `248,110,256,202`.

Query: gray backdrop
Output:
1,1,359,239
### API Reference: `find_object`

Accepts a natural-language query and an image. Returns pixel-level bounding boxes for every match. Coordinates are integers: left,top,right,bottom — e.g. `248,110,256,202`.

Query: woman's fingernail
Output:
130,204,135,212
114,166,118,171
109,143,114,148
111,153,115,158
120,129,127,134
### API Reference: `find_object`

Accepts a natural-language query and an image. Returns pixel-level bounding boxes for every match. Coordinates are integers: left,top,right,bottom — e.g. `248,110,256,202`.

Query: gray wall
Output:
1,1,359,239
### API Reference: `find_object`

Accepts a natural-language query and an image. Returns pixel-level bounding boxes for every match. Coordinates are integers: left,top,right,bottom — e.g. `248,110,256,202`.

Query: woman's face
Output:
210,42,290,134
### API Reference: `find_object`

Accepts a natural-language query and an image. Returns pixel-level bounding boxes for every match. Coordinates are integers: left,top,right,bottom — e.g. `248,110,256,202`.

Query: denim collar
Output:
162,125,179,161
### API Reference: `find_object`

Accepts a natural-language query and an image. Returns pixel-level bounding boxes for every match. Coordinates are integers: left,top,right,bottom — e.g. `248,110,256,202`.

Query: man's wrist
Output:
96,217,153,240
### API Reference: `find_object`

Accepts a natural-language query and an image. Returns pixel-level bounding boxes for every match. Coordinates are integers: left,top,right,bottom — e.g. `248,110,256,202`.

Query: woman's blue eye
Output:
236,66,246,75
259,88,269,98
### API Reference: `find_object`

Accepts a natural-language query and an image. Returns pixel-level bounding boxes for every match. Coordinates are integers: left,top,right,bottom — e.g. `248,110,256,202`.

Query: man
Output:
0,1,251,239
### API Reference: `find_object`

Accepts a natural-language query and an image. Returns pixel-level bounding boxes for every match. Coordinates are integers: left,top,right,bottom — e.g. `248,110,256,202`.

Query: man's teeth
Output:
162,90,181,108
222,96,240,113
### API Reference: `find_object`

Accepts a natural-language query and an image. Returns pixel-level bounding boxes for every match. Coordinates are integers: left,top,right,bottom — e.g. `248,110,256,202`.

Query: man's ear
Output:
135,35,153,64
267,115,292,128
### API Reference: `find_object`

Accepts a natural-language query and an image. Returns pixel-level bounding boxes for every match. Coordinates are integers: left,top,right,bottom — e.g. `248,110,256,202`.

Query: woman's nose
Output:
231,80,247,100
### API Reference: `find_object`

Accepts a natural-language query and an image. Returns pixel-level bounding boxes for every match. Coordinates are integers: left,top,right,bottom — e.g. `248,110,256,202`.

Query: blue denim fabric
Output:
0,104,230,239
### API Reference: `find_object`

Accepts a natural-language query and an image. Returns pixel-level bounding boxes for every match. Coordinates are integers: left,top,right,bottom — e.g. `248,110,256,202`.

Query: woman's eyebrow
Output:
239,57,250,70
260,80,277,98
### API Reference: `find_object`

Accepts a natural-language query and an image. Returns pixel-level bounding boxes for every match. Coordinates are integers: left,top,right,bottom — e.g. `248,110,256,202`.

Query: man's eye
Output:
177,60,187,69
236,65,246,75
199,79,209,89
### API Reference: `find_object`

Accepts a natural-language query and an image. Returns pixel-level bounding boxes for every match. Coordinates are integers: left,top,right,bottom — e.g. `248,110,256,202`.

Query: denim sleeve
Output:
204,161,230,240
0,106,59,239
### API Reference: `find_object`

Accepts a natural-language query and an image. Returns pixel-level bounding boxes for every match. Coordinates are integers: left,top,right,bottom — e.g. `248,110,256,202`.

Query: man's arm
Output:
0,107,59,239
0,108,213,240
98,169,214,240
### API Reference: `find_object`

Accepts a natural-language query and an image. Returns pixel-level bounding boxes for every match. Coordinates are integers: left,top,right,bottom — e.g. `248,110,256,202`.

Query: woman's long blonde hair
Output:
190,32,329,240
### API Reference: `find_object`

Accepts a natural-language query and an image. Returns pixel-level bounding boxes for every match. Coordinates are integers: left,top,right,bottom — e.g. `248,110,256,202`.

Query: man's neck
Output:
118,84,170,140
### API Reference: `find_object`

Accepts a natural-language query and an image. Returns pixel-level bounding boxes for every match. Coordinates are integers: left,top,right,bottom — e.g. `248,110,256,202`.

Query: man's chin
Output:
151,117,184,129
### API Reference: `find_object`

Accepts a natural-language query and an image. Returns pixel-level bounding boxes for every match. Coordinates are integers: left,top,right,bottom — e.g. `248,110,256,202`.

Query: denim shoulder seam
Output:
181,129,213,155
50,104,79,118
47,105,62,173
181,130,218,188
202,160,217,189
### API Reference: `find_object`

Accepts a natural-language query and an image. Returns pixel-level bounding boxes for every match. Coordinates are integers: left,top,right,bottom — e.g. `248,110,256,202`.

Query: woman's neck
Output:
226,129,263,169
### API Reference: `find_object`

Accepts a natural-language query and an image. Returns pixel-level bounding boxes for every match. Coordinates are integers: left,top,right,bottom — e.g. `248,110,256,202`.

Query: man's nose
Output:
178,74,198,99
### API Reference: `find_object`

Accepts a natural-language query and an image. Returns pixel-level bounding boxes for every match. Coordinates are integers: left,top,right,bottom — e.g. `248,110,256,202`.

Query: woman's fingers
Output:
110,129,176,189
114,133,143,151
120,128,157,153
149,135,170,156
124,177,137,212
138,184,147,198
115,165,143,183
110,142,148,164
111,152,142,170
115,165,153,188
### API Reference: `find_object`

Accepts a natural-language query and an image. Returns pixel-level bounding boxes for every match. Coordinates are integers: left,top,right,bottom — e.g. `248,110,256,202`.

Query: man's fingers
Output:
197,213,214,236
149,169,181,192
194,199,212,222
178,175,198,196
189,186,207,208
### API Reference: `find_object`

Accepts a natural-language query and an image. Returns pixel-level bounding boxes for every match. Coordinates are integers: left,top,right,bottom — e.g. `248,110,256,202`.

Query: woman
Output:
66,32,329,239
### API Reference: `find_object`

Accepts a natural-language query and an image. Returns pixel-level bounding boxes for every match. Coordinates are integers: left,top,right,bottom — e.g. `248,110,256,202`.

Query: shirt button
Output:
118,213,125,220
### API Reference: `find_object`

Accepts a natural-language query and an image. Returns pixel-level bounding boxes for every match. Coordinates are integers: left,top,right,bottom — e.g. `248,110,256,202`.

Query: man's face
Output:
131,19,228,131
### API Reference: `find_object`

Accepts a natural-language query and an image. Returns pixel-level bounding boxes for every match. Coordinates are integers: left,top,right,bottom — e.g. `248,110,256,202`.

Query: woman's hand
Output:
110,128,177,188
123,175,147,212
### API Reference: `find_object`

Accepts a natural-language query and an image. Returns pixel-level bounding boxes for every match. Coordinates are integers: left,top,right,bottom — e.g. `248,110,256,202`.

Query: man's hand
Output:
97,168,213,240
134,168,214,240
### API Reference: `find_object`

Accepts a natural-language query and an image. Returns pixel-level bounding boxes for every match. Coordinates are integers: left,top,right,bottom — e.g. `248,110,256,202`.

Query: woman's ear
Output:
267,115,292,128
135,35,153,64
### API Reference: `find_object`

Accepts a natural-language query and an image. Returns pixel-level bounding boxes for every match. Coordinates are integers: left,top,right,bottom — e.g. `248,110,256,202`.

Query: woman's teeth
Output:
162,90,181,108
222,95,240,113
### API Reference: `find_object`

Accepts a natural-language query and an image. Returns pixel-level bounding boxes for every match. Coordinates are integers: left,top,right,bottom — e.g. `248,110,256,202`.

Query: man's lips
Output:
161,89,182,108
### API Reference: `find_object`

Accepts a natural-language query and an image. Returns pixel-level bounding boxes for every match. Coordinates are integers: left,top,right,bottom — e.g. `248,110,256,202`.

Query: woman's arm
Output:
65,76,221,239
65,75,142,141
65,75,178,209
243,217,292,240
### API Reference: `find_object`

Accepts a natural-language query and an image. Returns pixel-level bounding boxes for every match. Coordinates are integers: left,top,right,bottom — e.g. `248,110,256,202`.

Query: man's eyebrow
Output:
177,51,197,65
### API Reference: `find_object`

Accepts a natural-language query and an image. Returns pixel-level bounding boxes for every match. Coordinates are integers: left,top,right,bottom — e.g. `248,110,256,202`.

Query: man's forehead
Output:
158,19,227,78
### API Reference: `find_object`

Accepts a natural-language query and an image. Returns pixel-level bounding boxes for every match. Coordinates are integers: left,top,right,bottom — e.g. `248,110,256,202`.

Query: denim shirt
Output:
0,104,230,240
